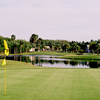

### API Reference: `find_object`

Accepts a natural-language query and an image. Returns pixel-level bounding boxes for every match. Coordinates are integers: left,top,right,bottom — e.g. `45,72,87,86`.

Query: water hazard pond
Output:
0,55,100,68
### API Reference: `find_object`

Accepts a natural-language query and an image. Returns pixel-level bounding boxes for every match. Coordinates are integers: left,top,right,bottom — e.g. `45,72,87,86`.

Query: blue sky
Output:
0,0,100,42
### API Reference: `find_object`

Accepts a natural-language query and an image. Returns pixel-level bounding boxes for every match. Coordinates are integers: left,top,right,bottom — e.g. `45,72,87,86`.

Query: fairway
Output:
0,61,100,100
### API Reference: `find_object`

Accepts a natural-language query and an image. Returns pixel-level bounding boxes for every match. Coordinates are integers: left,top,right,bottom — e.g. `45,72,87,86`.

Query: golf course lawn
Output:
0,60,100,100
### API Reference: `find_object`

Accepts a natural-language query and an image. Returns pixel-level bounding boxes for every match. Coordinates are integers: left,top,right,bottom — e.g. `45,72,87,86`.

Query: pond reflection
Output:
0,55,100,68
70,61,78,66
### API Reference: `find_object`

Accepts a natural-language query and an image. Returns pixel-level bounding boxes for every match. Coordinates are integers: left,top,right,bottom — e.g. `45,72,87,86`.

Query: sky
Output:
0,0,100,42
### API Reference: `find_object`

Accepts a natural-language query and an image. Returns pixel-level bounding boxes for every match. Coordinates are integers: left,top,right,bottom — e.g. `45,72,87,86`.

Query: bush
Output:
0,47,4,53
79,49,83,54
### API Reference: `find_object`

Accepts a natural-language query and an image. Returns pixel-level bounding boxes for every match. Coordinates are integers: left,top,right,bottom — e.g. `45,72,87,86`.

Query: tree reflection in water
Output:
2,55,100,68
64,61,69,65
89,62,100,68
48,60,54,64
70,61,78,66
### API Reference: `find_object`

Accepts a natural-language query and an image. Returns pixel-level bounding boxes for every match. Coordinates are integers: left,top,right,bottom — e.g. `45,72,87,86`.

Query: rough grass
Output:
0,60,100,100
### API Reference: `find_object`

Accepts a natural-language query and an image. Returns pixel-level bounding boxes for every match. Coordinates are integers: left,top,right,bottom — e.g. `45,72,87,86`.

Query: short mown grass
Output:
0,60,100,100
61,54,100,60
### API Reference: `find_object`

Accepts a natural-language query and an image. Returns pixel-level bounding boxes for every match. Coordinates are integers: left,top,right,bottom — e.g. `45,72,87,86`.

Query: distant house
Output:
85,45,91,53
29,48,35,52
45,46,50,50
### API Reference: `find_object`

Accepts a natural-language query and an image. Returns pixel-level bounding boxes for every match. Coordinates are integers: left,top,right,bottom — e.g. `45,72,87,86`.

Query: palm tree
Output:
19,40,24,53
41,40,46,51
48,41,54,51
13,41,19,54
89,41,98,54
55,43,60,52
36,44,41,52
97,39,100,55
11,35,16,41
64,43,70,53
76,45,80,53
30,34,38,44
36,38,43,51
71,43,79,53
9,41,19,54
0,36,4,47
24,42,32,53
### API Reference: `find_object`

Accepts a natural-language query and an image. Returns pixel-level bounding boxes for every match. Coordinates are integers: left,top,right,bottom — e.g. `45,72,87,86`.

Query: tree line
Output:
0,35,32,53
0,34,100,54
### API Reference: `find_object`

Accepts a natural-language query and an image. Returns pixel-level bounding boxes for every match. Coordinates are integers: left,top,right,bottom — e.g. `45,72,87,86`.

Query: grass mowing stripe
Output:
1,60,100,100
0,69,99,100
69,69,100,100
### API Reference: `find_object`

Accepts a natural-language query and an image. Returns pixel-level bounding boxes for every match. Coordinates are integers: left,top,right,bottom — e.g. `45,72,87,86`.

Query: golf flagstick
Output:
2,40,9,96
2,57,7,95
4,63,6,95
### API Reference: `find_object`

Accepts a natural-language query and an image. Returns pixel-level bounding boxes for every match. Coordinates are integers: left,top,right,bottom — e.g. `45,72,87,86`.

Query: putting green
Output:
0,60,100,100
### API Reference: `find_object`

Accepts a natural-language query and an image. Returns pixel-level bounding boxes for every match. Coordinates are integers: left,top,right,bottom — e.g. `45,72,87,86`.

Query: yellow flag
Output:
2,59,6,66
4,40,9,50
5,50,9,56
4,40,9,56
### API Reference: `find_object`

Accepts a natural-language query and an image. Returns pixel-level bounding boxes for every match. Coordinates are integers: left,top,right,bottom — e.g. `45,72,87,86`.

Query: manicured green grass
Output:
19,51,74,56
61,54,100,60
0,51,76,56
0,60,100,100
